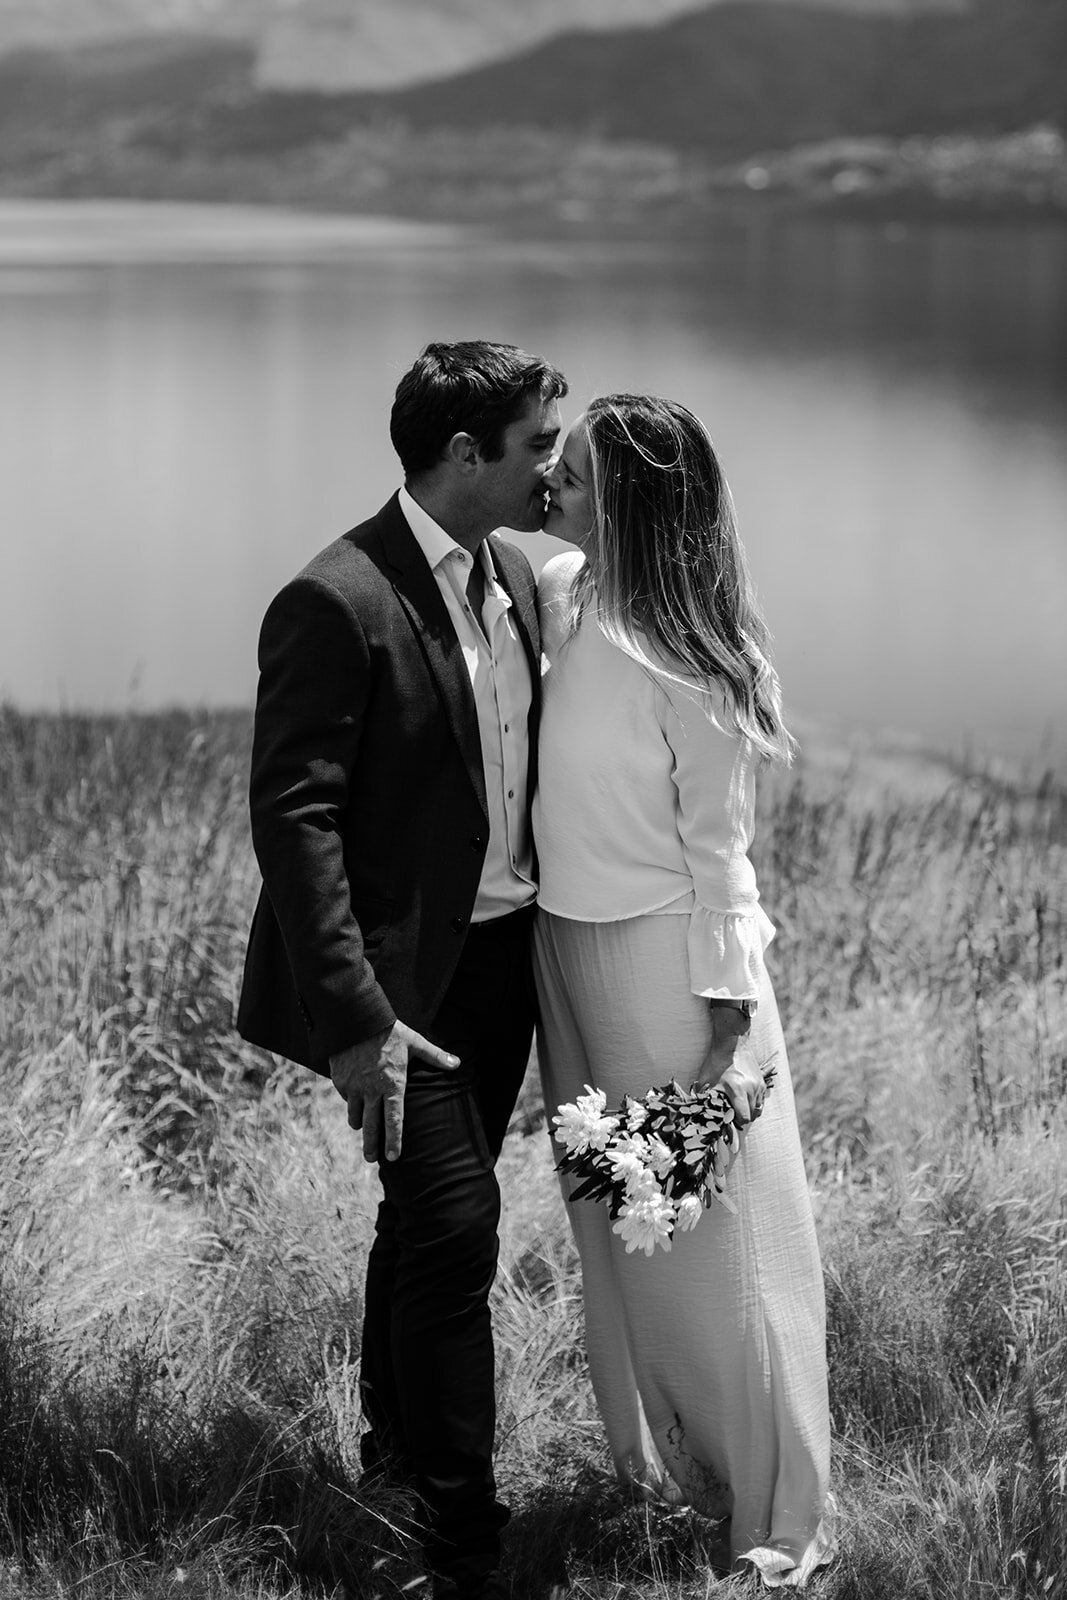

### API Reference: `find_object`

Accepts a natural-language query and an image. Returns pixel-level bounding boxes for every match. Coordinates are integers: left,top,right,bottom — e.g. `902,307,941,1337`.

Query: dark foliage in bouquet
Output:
552,1063,776,1255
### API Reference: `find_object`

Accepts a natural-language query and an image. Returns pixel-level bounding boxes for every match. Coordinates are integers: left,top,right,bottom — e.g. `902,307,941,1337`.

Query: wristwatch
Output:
709,998,756,1018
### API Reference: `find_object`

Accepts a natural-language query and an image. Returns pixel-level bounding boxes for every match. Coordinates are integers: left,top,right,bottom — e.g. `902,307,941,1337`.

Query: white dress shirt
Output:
533,551,774,1000
398,487,535,921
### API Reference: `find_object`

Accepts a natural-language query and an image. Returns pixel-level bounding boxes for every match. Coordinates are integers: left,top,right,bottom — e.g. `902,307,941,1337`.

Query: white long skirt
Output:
533,909,835,1589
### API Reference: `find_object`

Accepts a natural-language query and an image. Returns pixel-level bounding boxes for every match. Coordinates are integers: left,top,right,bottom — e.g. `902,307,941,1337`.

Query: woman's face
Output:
543,415,594,551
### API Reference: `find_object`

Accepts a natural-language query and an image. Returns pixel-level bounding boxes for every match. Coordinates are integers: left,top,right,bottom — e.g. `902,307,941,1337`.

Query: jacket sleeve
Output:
248,572,397,1053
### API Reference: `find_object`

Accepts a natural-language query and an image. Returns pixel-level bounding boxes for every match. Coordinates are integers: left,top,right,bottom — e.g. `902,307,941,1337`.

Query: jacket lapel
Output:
375,496,488,824
487,535,542,810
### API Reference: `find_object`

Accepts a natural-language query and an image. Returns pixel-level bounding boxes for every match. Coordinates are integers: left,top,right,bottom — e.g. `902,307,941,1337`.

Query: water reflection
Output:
0,201,1064,759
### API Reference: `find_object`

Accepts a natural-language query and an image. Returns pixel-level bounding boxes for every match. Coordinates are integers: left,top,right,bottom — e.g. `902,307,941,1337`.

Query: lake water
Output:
1,198,1065,762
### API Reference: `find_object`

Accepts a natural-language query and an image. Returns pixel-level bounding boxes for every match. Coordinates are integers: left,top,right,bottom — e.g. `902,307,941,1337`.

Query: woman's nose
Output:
543,459,560,489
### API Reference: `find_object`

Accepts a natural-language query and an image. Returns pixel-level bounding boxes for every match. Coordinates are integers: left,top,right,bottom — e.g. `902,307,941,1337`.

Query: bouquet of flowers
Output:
552,1064,776,1256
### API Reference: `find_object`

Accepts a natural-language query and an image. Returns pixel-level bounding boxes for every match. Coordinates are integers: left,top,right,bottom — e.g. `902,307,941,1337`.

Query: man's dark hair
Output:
390,340,567,478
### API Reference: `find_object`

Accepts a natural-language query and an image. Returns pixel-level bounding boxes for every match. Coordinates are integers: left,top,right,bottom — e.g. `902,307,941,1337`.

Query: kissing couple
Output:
238,340,834,1594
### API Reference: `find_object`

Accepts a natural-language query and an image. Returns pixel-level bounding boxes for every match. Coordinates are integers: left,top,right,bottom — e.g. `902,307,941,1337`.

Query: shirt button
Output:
470,834,485,852
450,916,466,933
504,723,510,732
507,789,515,799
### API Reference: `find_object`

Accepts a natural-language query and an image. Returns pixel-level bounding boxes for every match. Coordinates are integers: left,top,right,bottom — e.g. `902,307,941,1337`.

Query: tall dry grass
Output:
1,705,1065,1600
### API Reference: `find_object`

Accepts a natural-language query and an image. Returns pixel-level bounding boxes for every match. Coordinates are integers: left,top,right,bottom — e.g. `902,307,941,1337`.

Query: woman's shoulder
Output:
537,547,585,604
537,549,586,664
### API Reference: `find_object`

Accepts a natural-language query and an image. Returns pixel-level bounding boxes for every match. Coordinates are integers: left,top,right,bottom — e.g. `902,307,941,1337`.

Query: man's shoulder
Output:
289,495,405,599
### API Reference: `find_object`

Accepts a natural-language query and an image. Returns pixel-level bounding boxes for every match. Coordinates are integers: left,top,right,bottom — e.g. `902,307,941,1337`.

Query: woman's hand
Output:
696,1003,767,1126
713,1044,768,1127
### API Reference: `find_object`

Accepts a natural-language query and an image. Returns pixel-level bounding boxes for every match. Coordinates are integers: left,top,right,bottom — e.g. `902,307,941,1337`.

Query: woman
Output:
533,395,834,1587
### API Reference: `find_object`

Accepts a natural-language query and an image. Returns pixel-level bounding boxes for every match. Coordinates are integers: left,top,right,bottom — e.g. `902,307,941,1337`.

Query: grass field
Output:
1,705,1065,1600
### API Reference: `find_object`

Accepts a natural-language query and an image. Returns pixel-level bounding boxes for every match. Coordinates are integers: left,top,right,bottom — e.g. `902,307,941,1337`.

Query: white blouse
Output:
533,551,774,1001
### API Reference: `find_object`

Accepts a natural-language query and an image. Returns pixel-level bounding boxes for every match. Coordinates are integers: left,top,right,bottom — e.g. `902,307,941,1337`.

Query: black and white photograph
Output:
1,2,1065,1598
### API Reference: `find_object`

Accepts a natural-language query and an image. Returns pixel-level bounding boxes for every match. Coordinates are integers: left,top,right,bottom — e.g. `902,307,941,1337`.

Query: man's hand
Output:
329,1022,460,1164
696,1004,766,1127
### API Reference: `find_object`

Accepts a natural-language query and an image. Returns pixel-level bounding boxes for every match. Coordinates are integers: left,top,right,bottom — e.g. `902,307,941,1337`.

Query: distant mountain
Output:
0,0,1062,222
257,0,717,93
0,0,967,91
0,34,252,139
252,0,965,93
180,0,1066,161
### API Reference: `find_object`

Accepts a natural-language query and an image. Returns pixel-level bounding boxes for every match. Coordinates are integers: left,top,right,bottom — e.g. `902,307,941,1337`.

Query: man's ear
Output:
444,431,479,474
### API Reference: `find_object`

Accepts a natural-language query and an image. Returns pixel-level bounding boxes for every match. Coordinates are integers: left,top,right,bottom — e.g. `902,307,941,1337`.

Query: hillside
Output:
0,34,254,167
0,0,1063,222
0,0,967,91
329,0,1067,155
254,0,716,92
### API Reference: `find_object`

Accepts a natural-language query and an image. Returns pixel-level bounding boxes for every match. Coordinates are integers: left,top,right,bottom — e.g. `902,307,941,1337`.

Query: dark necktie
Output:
465,552,487,625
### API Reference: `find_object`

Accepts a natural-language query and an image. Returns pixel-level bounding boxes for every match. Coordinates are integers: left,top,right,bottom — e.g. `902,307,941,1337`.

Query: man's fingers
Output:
382,1092,405,1163
346,1092,365,1131
361,1095,405,1163
407,1031,461,1070
362,1102,382,1165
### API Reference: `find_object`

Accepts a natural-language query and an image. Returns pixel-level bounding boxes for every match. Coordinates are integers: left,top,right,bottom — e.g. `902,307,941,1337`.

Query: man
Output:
237,340,566,1599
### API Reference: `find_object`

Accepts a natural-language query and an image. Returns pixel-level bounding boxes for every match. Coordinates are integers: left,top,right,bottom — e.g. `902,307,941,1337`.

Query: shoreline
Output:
0,194,470,264
2,125,1065,237
1,188,1065,273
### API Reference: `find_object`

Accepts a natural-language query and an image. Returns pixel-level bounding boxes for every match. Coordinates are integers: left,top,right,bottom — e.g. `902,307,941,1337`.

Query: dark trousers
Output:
359,904,536,1584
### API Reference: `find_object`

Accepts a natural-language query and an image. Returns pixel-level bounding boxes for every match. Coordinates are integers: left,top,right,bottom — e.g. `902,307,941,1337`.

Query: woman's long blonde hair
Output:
567,394,796,764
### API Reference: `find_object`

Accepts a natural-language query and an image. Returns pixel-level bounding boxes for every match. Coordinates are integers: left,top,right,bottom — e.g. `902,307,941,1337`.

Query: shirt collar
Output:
398,485,461,573
398,486,494,579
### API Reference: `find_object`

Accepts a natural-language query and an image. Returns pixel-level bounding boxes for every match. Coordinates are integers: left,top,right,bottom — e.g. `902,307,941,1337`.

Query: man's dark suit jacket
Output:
236,492,541,1076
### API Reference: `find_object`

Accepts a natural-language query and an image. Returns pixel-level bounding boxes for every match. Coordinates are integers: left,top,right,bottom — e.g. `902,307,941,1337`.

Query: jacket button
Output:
470,834,485,851
451,916,466,933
